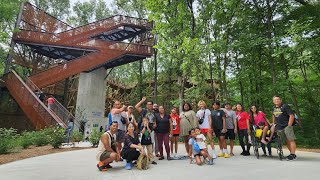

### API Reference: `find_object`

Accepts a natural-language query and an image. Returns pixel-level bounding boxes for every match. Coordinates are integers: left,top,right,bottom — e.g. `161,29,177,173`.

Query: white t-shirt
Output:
196,109,211,129
196,134,206,149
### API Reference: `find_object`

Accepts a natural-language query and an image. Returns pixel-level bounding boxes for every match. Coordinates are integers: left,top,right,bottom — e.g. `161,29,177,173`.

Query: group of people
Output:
96,95,298,171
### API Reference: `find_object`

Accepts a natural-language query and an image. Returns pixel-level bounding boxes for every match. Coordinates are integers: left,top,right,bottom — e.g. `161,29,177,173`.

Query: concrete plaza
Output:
0,145,319,180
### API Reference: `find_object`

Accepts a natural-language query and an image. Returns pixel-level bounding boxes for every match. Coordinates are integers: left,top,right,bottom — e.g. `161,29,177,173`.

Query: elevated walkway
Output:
3,2,153,129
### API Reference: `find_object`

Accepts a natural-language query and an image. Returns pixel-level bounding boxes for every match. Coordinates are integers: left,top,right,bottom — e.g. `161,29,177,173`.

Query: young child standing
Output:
140,117,157,165
195,127,214,165
170,107,180,158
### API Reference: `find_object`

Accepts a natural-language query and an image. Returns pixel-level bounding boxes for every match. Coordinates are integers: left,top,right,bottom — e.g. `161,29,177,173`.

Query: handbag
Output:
192,139,200,153
199,110,205,125
120,116,126,124
137,154,149,170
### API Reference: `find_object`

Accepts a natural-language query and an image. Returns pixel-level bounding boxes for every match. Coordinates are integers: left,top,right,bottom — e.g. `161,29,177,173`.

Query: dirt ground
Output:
0,145,92,165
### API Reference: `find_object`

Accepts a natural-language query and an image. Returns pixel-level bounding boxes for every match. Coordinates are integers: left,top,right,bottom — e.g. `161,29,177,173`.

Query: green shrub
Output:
0,128,19,154
72,131,84,142
305,137,320,148
46,127,66,148
19,131,35,149
33,129,49,147
89,129,103,147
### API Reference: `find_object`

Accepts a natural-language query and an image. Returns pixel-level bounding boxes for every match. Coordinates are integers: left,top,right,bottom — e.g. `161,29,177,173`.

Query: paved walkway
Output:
0,145,319,180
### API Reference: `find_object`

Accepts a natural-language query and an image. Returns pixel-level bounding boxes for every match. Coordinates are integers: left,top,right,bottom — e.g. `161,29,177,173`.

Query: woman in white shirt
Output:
196,100,217,158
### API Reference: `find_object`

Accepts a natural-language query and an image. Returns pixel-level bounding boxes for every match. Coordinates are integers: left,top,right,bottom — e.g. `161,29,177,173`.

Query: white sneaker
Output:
212,152,217,159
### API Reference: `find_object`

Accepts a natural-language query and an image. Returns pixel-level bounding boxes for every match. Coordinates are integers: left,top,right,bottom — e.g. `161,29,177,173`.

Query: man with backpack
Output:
272,96,297,161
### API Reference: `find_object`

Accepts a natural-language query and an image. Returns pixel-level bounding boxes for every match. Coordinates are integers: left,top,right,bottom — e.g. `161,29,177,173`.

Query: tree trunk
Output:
236,57,244,106
153,47,158,104
266,0,277,86
177,75,185,113
223,53,229,101
282,53,300,116
139,59,143,99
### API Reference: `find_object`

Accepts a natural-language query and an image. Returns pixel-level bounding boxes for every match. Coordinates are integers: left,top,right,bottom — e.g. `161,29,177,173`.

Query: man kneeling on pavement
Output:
96,121,120,171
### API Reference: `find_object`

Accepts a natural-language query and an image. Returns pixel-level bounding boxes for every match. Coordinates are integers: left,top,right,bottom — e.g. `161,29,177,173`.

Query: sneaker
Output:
105,163,113,168
159,156,164,160
224,153,230,158
293,154,297,160
243,151,250,156
167,157,172,161
240,151,245,155
125,163,132,170
287,154,297,161
218,153,224,157
212,153,217,159
156,153,161,157
97,162,107,171
209,158,214,165
151,161,157,165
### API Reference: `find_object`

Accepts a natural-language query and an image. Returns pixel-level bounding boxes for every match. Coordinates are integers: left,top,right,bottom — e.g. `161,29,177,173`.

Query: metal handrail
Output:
25,77,82,130
18,3,152,42
6,70,67,128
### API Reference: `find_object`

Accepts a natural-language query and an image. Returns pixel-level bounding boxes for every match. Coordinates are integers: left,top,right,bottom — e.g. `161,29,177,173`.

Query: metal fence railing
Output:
25,77,82,131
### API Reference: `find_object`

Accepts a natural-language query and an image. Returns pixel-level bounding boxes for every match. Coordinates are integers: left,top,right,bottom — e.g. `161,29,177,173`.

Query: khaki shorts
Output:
277,126,296,142
100,151,112,161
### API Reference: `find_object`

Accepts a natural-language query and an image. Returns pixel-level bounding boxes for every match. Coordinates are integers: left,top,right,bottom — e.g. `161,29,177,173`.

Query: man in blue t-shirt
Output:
272,96,297,161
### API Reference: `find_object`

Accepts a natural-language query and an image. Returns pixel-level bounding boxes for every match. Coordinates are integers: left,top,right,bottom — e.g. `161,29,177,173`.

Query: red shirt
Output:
47,97,55,104
170,114,180,134
236,111,249,130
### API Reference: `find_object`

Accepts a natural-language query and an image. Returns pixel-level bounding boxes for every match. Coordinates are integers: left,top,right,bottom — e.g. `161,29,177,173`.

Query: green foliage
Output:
46,127,66,148
68,0,96,26
0,128,19,154
1,0,319,148
19,131,35,149
89,129,103,147
30,0,70,20
72,130,84,142
32,129,49,147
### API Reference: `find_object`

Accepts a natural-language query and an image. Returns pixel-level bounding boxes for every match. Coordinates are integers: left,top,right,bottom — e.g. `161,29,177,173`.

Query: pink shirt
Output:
253,111,267,126
47,98,55,104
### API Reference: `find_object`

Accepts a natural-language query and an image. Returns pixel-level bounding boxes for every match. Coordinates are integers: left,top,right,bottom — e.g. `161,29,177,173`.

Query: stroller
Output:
251,124,284,160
